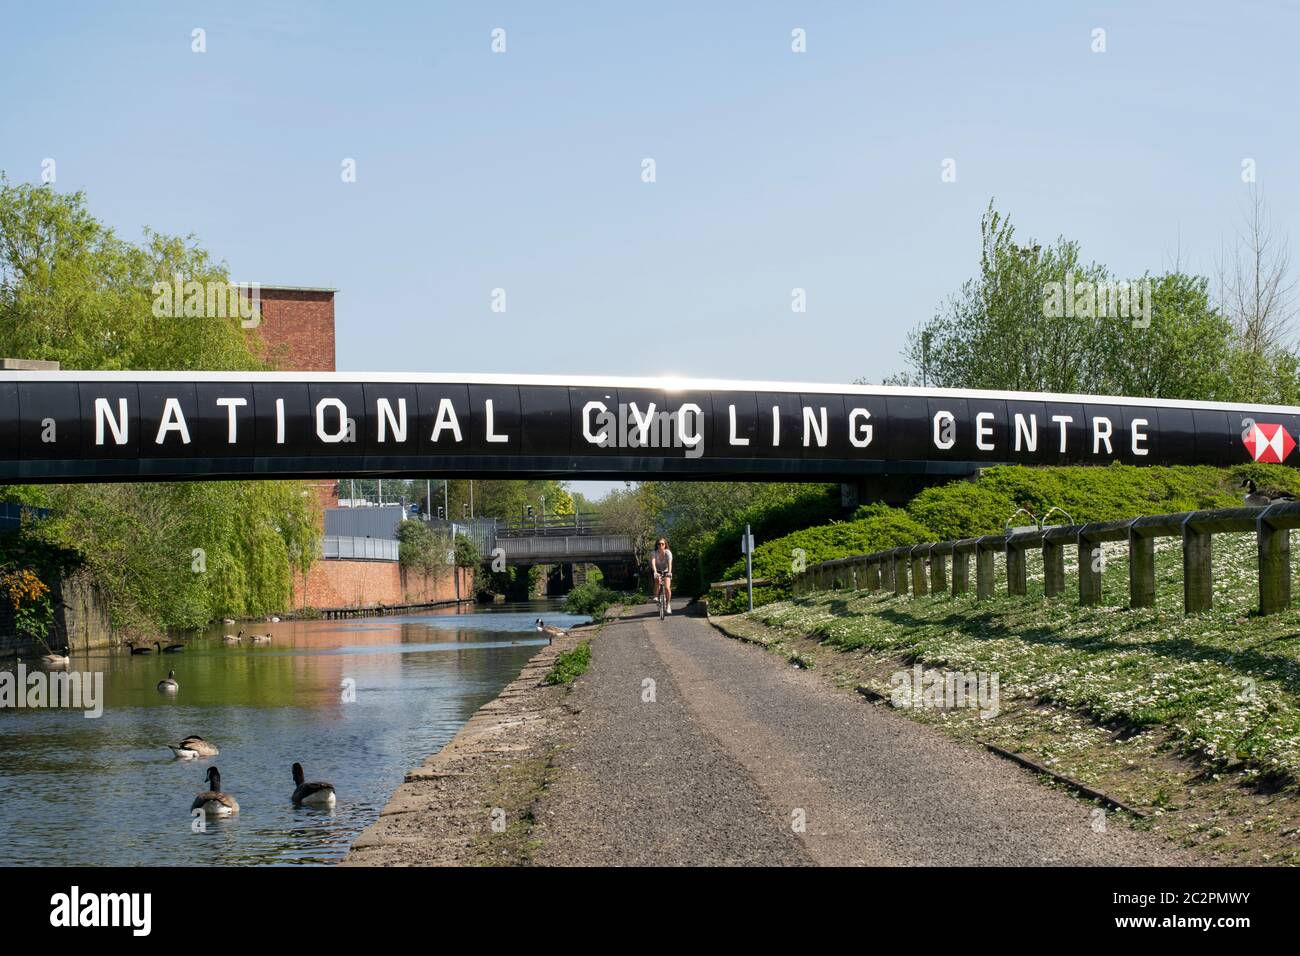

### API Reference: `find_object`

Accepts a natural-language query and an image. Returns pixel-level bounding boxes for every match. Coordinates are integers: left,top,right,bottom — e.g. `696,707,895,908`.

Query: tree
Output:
0,177,320,628
1217,190,1299,403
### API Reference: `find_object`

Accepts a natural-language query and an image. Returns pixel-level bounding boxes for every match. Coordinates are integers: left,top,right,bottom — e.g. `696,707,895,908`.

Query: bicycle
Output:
655,571,670,621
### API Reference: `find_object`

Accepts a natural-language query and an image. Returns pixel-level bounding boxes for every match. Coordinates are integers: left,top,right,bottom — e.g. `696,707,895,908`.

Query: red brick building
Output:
254,286,339,508
255,286,337,373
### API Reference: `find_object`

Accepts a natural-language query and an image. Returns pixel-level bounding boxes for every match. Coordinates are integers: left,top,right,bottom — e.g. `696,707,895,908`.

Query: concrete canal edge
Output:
341,610,618,866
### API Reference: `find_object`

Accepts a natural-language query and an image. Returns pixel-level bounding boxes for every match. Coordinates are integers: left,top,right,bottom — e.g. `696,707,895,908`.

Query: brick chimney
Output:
254,286,339,509
255,286,337,372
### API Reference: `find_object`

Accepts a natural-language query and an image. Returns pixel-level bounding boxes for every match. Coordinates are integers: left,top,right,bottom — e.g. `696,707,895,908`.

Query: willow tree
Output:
0,176,320,628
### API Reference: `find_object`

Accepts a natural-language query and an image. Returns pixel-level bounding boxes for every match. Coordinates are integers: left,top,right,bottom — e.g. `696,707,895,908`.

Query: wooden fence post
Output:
1183,517,1213,613
893,548,909,597
1128,528,1156,608
975,537,999,600
911,545,928,597
930,543,950,592
1258,509,1291,615
952,539,975,595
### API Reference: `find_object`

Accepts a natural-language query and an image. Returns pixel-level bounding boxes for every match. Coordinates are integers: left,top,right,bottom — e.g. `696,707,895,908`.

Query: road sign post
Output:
742,524,755,612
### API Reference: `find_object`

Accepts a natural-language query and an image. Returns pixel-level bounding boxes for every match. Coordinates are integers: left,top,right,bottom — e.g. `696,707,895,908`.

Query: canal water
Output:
0,601,590,866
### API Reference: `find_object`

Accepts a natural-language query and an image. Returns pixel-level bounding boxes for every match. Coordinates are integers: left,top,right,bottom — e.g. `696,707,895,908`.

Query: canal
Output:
0,601,591,866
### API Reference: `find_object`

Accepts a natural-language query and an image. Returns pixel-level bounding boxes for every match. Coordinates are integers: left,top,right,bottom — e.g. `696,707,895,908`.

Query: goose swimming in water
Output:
154,640,185,653
535,619,567,644
222,618,236,626
168,735,219,759
222,630,243,645
248,633,272,645
1242,478,1297,507
291,762,337,807
40,646,71,667
157,669,179,694
191,767,239,817
124,640,152,655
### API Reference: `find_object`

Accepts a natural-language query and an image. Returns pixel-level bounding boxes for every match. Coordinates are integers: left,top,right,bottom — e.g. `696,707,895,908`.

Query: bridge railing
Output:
792,502,1300,617
496,533,634,559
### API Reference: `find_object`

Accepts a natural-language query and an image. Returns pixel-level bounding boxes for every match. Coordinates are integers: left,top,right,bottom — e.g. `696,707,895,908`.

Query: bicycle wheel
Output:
659,588,666,621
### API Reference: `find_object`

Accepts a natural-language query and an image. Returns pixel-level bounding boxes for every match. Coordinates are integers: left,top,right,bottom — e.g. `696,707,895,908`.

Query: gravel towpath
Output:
532,602,1184,866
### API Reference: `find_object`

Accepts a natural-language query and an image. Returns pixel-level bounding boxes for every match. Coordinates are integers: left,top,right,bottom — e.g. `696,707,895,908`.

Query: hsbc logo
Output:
1242,418,1295,463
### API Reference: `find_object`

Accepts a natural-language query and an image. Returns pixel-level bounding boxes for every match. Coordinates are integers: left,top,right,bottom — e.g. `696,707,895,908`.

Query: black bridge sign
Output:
0,371,1291,482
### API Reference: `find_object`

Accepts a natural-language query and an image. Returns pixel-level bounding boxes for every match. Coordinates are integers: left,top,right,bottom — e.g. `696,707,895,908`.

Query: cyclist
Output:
651,537,673,614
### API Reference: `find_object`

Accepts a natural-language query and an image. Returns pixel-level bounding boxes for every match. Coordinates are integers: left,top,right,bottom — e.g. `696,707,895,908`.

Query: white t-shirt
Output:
653,548,673,572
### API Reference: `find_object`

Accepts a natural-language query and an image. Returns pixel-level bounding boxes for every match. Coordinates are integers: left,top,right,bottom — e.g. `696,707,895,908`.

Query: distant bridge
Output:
485,514,636,566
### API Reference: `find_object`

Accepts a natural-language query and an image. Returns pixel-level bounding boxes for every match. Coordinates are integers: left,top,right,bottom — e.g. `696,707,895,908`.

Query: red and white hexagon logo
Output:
1243,422,1296,463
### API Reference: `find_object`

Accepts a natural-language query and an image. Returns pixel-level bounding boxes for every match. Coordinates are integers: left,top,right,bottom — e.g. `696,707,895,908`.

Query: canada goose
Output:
168,735,219,759
291,762,337,807
248,633,272,644
1242,478,1297,507
157,669,179,694
535,619,567,644
124,640,152,655
154,640,185,653
222,630,243,645
191,767,239,816
40,646,71,667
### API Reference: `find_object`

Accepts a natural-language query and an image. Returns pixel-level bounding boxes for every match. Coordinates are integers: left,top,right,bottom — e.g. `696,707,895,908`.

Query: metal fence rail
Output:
495,533,634,559
321,535,400,561
793,501,1300,617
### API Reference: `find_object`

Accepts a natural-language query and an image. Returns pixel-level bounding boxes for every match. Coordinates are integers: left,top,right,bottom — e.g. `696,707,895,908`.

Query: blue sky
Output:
2,1,1296,498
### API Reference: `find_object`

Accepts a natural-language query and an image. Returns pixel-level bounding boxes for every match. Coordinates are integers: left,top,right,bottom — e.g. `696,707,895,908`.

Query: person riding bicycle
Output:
652,537,673,614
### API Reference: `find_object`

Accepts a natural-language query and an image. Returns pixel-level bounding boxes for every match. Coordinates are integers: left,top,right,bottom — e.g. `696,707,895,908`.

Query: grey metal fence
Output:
321,535,400,561
793,501,1300,617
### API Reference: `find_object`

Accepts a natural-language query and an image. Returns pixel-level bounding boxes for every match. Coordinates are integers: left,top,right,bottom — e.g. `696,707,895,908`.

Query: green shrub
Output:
564,581,622,617
721,508,933,585
545,641,592,684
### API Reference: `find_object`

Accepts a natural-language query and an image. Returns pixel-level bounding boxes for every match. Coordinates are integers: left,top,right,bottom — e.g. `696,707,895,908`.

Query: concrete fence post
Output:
865,556,881,591
880,553,895,592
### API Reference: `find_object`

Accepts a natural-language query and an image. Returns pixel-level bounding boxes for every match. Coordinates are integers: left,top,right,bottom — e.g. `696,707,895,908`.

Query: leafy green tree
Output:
0,177,319,629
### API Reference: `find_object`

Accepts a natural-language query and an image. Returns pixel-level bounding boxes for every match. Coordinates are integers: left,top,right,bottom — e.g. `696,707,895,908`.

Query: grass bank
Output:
717,530,1300,864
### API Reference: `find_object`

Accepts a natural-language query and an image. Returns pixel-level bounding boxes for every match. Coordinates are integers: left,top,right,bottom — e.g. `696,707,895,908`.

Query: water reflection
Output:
0,601,589,866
